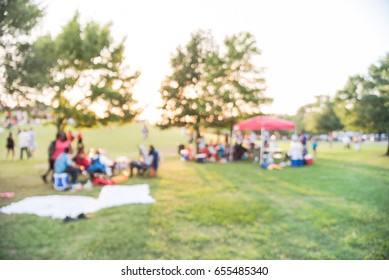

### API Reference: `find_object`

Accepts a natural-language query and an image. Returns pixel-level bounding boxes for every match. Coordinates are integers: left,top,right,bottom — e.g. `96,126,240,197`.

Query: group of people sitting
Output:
179,139,227,163
41,131,159,189
259,132,314,169
177,131,315,170
179,131,262,163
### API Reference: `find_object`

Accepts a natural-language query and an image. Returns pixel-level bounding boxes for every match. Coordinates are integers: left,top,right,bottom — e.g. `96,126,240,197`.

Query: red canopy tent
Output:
233,116,296,131
232,116,296,164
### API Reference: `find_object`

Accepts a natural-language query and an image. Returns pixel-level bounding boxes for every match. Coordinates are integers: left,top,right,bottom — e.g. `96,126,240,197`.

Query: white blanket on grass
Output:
0,184,155,219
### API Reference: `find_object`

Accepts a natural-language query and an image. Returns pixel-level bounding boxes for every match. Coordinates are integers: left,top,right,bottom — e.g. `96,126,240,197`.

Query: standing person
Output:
299,131,307,148
311,137,318,158
188,130,194,144
343,135,351,149
236,130,243,144
197,135,206,150
18,129,30,160
41,133,59,184
263,130,270,149
249,131,257,154
52,131,72,161
77,131,83,144
328,133,334,147
76,131,84,151
353,134,361,151
6,132,15,160
27,128,36,158
141,124,148,139
43,131,72,182
67,130,75,142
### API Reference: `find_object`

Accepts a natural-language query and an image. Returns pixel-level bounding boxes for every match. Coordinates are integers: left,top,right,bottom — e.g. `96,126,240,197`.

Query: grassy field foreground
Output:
0,123,388,259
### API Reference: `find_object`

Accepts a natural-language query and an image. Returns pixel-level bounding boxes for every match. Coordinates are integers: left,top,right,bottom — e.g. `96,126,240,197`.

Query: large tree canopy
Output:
335,53,389,155
296,95,343,135
159,30,217,137
159,30,271,142
3,12,141,131
207,32,271,130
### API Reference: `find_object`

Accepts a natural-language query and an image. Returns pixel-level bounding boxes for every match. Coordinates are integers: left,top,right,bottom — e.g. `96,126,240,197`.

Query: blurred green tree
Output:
0,0,43,45
159,30,216,142
297,95,343,135
0,0,44,107
335,53,389,155
206,32,271,132
159,30,270,149
3,12,140,131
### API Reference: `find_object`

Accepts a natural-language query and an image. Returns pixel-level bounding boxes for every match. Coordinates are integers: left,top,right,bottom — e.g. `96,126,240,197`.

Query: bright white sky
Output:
39,0,389,122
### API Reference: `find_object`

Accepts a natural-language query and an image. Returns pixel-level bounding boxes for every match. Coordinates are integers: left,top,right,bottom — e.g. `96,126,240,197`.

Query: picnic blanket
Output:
0,184,155,219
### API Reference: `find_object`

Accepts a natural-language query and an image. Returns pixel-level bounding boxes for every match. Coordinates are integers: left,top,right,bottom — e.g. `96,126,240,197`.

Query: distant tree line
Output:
283,54,389,155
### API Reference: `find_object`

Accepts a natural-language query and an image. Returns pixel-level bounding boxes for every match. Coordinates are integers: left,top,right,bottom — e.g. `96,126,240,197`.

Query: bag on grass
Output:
92,177,114,186
148,168,156,178
111,175,128,184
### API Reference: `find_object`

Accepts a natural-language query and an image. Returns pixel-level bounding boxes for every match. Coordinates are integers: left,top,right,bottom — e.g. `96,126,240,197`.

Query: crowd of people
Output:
178,131,262,163
40,130,160,190
179,137,227,163
2,119,368,191
177,130,320,170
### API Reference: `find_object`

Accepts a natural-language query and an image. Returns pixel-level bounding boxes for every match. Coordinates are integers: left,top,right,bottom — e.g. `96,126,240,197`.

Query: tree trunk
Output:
195,126,201,154
227,122,234,161
229,122,234,142
56,117,66,133
56,119,61,133
226,122,234,146
386,130,389,156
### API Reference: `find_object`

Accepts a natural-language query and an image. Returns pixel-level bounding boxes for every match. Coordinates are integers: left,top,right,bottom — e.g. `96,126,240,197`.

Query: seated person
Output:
233,142,247,160
87,148,114,177
178,144,185,155
129,145,159,177
199,144,210,158
208,143,217,160
73,146,90,170
287,138,304,161
98,149,115,176
54,147,81,186
179,145,193,161
216,143,226,160
113,156,129,175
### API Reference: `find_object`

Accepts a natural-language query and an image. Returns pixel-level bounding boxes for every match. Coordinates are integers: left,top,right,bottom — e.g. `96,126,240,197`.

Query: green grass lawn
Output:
0,123,388,259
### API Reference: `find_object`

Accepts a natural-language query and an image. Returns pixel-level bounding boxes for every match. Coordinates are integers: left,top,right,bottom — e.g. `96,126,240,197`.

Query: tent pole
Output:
229,130,235,161
260,128,265,165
